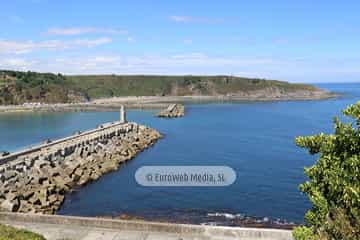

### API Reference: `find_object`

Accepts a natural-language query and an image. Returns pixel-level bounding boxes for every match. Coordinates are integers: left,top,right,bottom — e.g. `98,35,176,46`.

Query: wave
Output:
205,211,297,228
207,212,245,220
99,209,299,229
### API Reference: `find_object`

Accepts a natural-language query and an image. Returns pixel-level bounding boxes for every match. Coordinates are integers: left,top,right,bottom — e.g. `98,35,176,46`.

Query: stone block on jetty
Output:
157,103,185,118
0,120,161,214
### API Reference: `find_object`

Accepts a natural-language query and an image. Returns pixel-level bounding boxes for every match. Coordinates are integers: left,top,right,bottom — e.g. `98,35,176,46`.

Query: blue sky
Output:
0,0,359,82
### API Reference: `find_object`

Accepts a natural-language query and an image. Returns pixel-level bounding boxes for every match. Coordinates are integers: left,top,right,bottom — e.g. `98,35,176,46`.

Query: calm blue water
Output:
0,83,359,224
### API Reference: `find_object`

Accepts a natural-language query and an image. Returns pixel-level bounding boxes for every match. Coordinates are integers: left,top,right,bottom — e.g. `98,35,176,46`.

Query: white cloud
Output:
127,37,135,43
169,16,194,23
0,53,276,76
70,38,113,48
1,53,358,82
47,27,128,36
0,38,112,55
0,58,36,70
169,15,224,24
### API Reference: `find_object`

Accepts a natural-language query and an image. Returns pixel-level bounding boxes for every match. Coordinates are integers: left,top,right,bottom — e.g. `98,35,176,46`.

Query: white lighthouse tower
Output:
120,105,126,123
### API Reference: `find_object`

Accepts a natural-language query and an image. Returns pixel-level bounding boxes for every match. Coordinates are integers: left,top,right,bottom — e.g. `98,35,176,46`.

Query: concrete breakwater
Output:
157,103,185,118
0,102,170,114
0,113,161,214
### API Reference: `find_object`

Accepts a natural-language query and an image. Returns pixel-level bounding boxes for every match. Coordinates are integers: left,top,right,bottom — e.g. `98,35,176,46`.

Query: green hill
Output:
0,70,326,105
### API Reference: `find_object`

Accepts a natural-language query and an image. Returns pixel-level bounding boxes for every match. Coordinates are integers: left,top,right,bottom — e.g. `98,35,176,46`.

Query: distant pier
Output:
157,103,185,118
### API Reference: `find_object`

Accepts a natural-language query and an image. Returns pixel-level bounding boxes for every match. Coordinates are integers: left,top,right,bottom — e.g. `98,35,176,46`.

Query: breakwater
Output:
157,104,185,118
0,109,161,214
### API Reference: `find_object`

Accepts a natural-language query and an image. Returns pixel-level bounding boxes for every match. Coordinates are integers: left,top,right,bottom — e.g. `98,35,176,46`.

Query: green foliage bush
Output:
0,70,69,104
294,101,360,240
293,226,317,240
0,224,46,240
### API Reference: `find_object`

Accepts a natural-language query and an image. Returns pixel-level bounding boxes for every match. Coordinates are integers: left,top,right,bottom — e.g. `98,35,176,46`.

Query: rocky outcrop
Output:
0,122,161,214
157,104,185,118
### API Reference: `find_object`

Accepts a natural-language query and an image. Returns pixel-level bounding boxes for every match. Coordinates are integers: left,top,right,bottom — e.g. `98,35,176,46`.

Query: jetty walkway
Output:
0,107,161,214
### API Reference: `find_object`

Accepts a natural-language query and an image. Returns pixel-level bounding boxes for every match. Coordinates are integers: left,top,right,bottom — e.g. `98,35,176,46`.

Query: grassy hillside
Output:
0,70,322,105
67,75,319,99
0,70,85,105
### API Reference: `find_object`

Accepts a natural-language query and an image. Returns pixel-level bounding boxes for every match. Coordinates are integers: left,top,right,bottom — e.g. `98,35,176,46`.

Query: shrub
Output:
0,224,46,240
293,101,360,240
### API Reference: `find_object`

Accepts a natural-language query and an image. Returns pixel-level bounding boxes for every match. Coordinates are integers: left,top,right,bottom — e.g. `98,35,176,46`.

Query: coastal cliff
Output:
0,70,334,106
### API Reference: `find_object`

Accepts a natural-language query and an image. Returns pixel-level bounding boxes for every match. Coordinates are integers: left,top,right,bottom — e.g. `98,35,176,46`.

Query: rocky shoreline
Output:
0,90,337,114
103,211,300,230
0,122,161,214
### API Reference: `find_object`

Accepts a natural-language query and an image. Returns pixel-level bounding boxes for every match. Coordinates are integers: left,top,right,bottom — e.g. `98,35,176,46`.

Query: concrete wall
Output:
0,212,294,240
0,121,130,164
